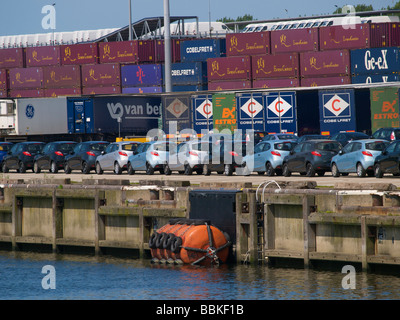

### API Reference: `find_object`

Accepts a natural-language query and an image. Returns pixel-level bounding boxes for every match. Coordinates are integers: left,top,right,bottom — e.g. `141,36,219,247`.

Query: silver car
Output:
330,139,389,177
164,140,212,175
95,141,141,175
127,141,173,175
241,140,297,176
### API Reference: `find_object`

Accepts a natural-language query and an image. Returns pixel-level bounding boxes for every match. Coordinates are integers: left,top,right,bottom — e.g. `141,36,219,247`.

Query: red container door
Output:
390,23,400,47
271,28,319,54
208,56,252,81
370,23,390,48
0,69,8,91
138,40,156,63
99,41,138,64
226,32,270,56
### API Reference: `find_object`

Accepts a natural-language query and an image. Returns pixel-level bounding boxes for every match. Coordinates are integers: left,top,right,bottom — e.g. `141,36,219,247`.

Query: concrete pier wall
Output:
1,179,400,271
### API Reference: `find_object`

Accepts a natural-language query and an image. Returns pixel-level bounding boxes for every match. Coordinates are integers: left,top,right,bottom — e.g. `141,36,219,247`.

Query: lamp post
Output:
164,0,172,92
129,0,132,41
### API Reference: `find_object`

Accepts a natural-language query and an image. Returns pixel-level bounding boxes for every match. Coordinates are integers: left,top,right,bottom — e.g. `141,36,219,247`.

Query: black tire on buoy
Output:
171,236,183,253
156,232,167,248
163,233,176,250
149,233,158,249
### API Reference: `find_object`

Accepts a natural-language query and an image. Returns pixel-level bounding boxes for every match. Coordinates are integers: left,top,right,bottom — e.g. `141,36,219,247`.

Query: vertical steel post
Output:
129,0,133,41
164,0,172,92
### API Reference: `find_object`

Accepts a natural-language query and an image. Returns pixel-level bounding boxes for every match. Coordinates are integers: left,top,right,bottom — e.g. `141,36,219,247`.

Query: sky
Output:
0,0,397,36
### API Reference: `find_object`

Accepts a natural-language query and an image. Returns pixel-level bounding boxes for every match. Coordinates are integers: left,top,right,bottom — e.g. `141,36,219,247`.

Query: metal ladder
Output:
256,201,265,264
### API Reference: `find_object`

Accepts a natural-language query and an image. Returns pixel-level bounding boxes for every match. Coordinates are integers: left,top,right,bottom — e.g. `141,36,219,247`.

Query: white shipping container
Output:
0,100,15,131
15,97,68,135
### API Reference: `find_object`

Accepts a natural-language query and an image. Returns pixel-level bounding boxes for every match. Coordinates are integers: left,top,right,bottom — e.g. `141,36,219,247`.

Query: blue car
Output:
0,142,13,169
241,140,297,176
330,139,389,177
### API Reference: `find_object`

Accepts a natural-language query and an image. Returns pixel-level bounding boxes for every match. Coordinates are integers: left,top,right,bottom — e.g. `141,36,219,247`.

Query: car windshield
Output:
316,142,341,152
90,143,108,151
58,143,76,153
123,143,140,151
0,144,12,152
366,141,389,151
27,143,44,153
274,142,296,151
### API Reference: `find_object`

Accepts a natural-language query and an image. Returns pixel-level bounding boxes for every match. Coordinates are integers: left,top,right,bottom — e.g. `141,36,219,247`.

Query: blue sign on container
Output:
263,91,297,134
121,64,163,87
167,62,208,85
351,73,400,84
180,39,226,62
351,47,400,75
318,89,356,136
192,94,213,134
237,93,265,132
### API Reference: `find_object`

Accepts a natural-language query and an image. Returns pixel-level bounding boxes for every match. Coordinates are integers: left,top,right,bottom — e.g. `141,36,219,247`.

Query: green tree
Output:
333,4,374,14
217,14,256,24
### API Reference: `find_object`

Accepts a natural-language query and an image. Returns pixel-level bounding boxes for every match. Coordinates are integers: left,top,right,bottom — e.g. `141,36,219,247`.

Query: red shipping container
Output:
43,65,81,89
319,24,370,51
138,40,155,63
45,88,81,97
60,43,98,65
252,53,299,79
300,50,350,78
154,39,181,63
26,46,61,67
9,89,44,98
301,76,351,87
0,48,25,68
226,32,270,56
0,69,8,91
252,78,299,89
208,56,252,81
9,67,43,89
208,80,251,91
390,23,400,47
370,23,390,48
99,41,138,64
82,63,121,87
82,86,121,95
271,28,319,54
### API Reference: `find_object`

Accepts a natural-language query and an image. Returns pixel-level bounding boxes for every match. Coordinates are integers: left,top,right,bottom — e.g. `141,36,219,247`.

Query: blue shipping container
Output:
180,39,226,62
122,86,163,94
121,64,163,87
318,89,356,136
237,92,265,132
263,91,297,134
351,47,400,75
167,62,208,85
351,73,400,84
172,84,208,92
67,96,161,136
192,94,213,134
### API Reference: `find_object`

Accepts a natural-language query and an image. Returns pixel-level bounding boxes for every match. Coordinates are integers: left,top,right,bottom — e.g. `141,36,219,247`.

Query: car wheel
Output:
203,164,211,176
50,161,58,173
356,162,366,177
282,163,291,177
19,162,26,174
82,161,90,174
184,164,193,175
265,162,275,176
374,163,383,178
2,162,8,173
96,162,103,175
146,163,154,175
164,163,172,175
127,162,135,175
114,162,122,175
33,161,41,174
331,163,340,178
224,164,233,176
305,163,315,177
64,162,71,174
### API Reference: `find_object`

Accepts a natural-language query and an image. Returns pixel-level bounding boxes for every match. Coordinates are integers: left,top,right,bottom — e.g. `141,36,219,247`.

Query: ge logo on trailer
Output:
26,105,35,119
323,94,350,117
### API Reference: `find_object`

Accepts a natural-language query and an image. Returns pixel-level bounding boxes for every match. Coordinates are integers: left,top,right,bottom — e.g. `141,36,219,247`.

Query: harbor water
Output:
1,250,400,300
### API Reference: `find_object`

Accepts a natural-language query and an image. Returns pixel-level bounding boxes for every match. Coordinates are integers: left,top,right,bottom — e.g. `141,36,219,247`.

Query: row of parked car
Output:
1,127,400,178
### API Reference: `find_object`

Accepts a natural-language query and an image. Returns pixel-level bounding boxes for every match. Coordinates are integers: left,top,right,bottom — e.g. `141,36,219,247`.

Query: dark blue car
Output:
33,141,77,173
0,142,13,169
2,142,45,173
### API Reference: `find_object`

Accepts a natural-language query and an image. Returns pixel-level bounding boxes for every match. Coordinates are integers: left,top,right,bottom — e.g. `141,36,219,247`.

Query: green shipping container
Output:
370,87,399,133
212,93,237,133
